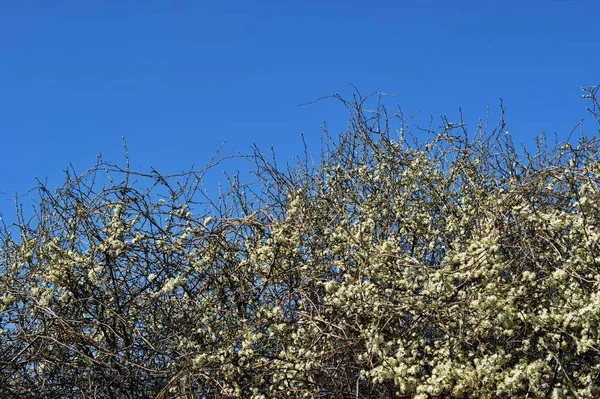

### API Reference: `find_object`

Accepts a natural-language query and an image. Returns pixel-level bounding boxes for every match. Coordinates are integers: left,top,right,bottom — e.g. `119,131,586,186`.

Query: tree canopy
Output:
2,87,600,398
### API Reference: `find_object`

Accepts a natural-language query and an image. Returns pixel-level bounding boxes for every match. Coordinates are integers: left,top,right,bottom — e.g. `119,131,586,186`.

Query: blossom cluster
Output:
2,90,600,398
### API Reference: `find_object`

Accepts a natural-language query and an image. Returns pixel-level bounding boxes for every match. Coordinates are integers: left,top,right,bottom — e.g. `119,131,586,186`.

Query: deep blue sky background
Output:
1,1,599,222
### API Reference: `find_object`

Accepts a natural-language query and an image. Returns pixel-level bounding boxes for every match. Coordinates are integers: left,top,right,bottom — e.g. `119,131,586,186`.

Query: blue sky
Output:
1,1,599,221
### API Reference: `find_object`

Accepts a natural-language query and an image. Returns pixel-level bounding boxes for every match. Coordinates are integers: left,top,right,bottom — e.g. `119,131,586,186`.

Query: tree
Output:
1,87,600,398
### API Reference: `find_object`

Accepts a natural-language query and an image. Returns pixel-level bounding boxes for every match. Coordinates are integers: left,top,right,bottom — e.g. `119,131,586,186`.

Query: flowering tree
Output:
1,87,600,398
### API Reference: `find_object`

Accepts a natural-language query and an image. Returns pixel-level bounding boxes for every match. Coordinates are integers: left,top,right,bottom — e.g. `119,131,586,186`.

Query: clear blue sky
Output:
1,1,599,220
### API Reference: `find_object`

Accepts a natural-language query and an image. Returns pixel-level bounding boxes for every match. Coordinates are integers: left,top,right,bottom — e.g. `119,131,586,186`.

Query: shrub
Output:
1,87,600,398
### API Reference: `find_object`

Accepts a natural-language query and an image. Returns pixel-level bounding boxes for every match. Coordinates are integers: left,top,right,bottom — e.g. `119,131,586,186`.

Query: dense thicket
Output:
1,87,600,398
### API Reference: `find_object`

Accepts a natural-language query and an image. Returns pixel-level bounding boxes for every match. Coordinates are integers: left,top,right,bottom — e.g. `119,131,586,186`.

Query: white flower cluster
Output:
4,103,600,397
